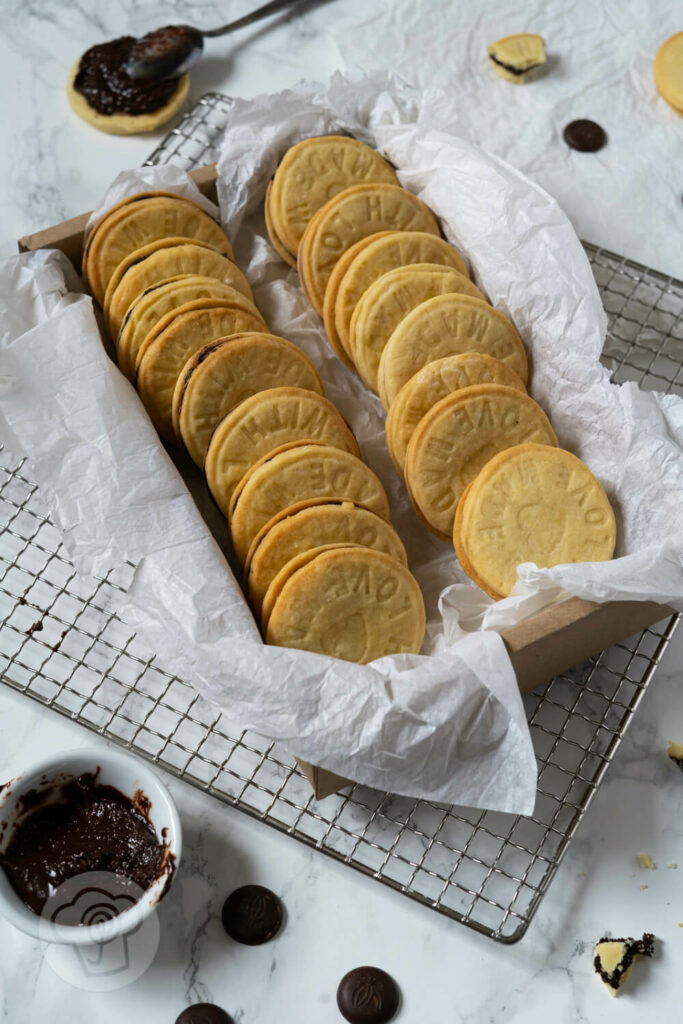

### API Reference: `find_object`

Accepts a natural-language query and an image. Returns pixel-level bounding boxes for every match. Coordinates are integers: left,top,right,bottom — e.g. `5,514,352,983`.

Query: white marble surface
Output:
0,1,682,1021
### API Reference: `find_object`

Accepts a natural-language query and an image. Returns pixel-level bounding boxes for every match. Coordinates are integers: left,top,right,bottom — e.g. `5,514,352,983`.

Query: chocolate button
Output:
221,884,283,945
336,966,400,1023
563,119,607,152
175,1005,233,1024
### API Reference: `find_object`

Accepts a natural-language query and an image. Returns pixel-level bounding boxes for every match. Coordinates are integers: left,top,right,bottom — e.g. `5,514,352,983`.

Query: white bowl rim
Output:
0,746,182,945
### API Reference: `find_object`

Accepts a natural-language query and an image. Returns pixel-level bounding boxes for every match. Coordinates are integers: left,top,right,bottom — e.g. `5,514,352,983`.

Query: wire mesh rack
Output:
1,92,681,944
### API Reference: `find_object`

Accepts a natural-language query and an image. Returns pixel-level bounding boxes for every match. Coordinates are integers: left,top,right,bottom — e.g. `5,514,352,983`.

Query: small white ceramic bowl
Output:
0,746,182,945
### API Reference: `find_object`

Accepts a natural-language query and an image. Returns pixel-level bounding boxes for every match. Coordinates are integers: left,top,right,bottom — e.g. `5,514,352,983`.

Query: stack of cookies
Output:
267,135,617,598
83,186,426,663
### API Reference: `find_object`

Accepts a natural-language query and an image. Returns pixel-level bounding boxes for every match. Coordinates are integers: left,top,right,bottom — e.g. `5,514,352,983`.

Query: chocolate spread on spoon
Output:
73,36,180,116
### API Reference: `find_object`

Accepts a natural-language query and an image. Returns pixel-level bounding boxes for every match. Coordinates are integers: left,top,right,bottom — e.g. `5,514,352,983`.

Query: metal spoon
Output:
124,0,306,81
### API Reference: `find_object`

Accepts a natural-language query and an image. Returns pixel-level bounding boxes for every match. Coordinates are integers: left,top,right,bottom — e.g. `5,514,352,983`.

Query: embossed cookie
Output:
350,264,486,393
454,444,616,598
260,542,366,632
117,275,260,380
173,335,324,467
385,353,526,474
105,238,252,338
135,300,266,441
205,388,359,515
297,183,441,316
404,385,557,540
321,231,393,367
83,193,233,306
327,231,469,363
229,441,391,563
265,547,426,664
654,32,683,113
265,180,298,269
270,136,398,258
378,293,528,409
245,498,407,615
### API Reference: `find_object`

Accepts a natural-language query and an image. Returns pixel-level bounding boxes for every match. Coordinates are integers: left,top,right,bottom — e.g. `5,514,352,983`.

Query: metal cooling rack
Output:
1,92,681,944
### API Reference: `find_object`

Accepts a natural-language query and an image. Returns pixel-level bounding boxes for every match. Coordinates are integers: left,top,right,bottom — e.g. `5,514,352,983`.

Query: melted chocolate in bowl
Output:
0,772,172,918
74,36,179,116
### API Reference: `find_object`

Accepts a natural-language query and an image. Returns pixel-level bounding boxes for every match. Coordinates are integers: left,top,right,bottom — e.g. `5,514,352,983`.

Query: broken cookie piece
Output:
594,933,655,996
487,34,546,84
667,740,683,770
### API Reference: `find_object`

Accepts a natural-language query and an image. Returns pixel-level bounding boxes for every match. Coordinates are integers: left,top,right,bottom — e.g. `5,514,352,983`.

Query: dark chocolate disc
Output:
563,119,607,152
336,966,400,1024
221,884,283,945
175,1004,233,1024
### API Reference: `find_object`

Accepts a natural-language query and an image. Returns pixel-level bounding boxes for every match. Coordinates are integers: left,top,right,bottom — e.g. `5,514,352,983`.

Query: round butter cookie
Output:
245,498,407,615
135,301,266,442
378,293,528,408
265,547,425,664
205,387,359,516
174,335,324,467
331,231,469,362
385,354,526,475
83,193,233,306
229,441,391,564
454,444,616,598
260,542,367,632
350,264,486,393
66,59,189,136
297,183,441,316
105,239,252,338
405,384,557,540
117,275,260,380
265,179,298,268
270,136,398,256
321,232,393,368
654,32,683,114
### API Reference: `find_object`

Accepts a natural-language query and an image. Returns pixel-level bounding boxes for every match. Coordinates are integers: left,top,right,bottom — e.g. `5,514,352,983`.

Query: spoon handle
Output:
202,0,305,38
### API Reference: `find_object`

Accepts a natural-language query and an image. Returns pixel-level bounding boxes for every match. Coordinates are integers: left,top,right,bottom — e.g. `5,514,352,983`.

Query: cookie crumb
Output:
639,854,655,870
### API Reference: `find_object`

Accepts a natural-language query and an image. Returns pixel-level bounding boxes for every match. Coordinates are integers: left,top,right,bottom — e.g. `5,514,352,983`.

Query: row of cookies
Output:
221,433,426,662
266,135,617,598
81,188,426,662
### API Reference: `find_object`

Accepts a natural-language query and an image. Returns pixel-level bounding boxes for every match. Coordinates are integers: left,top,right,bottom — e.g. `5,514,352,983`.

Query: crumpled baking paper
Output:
331,0,683,276
1,72,681,814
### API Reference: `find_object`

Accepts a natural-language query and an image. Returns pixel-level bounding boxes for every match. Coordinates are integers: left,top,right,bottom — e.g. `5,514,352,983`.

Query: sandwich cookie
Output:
328,231,469,364
116,275,260,380
405,384,557,540
245,498,407,615
350,264,486,393
260,543,367,632
385,353,526,475
83,192,232,305
265,547,425,664
487,34,546,83
173,335,324,467
105,239,252,338
269,135,398,258
453,444,616,598
135,300,267,442
228,441,391,564
378,293,528,409
205,388,360,516
298,183,441,316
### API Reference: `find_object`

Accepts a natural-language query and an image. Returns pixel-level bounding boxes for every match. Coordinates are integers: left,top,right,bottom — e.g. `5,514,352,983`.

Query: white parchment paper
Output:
1,72,681,813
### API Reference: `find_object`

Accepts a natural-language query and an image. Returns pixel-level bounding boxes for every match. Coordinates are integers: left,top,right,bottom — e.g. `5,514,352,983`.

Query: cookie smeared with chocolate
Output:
593,932,655,996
